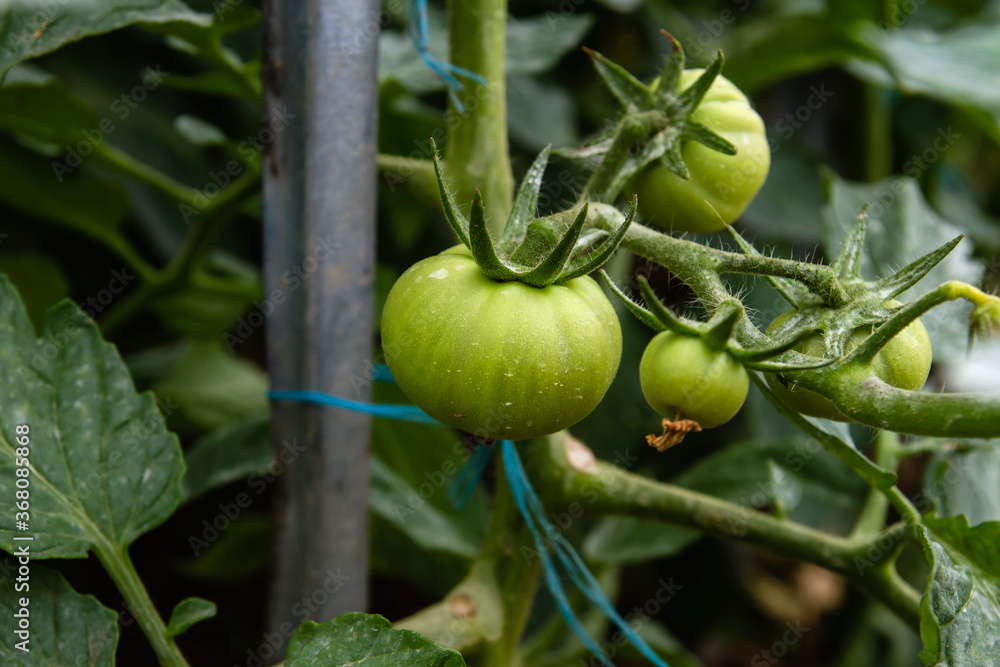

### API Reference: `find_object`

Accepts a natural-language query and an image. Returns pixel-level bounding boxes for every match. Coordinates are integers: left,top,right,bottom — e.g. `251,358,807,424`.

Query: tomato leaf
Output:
585,435,866,565
0,278,184,558
918,518,1000,665
0,564,118,665
861,24,1000,136
723,15,872,93
506,14,594,75
369,458,480,559
165,596,217,638
0,0,211,78
285,612,468,667
922,443,1000,527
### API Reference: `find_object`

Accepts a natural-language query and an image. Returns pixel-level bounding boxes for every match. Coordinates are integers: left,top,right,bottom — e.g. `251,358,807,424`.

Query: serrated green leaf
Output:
0,0,211,78
0,564,118,664
165,596,217,638
918,520,1000,666
286,612,468,667
0,278,184,558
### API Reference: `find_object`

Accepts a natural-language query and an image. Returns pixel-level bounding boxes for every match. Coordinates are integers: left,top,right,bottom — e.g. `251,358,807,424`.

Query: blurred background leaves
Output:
1,0,999,664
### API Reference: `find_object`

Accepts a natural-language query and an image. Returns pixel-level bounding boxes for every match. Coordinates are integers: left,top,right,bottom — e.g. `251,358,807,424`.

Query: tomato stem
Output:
445,0,513,234
526,435,923,630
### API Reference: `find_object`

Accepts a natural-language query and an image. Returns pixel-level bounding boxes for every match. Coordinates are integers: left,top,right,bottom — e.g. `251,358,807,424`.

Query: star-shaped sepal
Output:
430,139,636,288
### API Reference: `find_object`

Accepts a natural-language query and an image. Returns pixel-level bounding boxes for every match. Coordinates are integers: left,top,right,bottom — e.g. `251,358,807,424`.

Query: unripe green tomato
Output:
381,246,622,441
639,331,749,428
630,70,770,234
765,308,933,421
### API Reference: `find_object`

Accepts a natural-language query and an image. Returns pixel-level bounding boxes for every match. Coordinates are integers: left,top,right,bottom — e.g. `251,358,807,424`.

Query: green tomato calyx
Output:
602,271,834,373
581,34,738,189
430,138,636,288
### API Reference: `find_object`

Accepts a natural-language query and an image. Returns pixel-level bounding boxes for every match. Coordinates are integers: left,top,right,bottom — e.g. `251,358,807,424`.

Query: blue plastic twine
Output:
268,389,443,426
407,0,488,111
267,380,670,667
501,441,670,667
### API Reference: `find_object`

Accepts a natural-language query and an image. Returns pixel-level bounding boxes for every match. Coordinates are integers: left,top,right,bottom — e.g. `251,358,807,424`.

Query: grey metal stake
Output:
262,0,377,652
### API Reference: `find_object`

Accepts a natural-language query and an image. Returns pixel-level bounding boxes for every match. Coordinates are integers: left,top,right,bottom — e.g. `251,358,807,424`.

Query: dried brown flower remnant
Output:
646,417,702,451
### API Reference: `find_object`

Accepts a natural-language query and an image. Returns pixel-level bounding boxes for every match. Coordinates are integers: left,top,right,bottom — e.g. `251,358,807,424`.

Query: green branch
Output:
396,447,544,662
94,540,189,667
524,436,923,629
445,0,513,234
377,154,441,210
99,163,261,335
94,144,200,207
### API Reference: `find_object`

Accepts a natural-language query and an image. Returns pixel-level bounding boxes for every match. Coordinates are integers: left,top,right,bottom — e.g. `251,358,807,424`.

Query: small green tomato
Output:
639,331,749,428
631,70,771,234
381,246,622,441
766,308,933,421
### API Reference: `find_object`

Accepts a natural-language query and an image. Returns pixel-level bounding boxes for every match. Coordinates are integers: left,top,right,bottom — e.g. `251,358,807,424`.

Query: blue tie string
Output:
407,0,488,112
267,375,671,667
268,389,443,426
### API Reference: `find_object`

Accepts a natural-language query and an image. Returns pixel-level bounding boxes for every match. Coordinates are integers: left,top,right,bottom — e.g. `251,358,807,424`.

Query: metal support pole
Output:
262,0,377,653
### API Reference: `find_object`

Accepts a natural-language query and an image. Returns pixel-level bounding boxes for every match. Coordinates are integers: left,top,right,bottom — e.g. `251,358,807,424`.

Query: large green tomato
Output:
381,246,622,441
639,331,749,428
630,69,770,234
766,309,933,421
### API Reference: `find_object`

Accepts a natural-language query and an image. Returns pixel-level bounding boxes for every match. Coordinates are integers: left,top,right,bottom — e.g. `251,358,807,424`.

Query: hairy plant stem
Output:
445,0,513,234
850,430,898,540
93,540,189,667
582,112,665,202
589,209,1000,439
396,451,543,662
522,437,923,629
